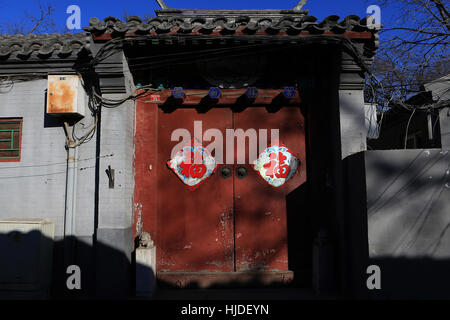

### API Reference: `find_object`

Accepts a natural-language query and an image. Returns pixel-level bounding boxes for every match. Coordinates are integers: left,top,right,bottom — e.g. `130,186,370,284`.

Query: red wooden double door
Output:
134,99,307,283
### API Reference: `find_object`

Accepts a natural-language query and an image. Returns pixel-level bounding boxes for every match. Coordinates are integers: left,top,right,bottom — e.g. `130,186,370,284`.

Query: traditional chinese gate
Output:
134,89,307,287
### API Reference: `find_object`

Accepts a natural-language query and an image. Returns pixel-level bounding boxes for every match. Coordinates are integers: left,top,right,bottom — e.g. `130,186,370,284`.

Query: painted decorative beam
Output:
142,89,301,105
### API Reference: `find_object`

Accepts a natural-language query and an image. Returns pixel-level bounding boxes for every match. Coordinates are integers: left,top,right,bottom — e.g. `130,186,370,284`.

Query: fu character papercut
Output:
252,142,299,187
167,139,217,190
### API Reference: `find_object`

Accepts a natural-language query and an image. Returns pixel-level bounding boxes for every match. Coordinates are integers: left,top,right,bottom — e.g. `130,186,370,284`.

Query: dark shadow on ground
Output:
369,257,450,300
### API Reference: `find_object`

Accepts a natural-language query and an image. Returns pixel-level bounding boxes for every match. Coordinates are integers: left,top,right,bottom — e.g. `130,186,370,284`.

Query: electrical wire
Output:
404,108,417,149
0,153,114,170
70,117,98,148
1,30,448,148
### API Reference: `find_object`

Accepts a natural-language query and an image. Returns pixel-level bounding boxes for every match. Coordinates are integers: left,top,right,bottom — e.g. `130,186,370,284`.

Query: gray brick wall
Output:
0,78,136,298
97,97,135,231
0,79,67,236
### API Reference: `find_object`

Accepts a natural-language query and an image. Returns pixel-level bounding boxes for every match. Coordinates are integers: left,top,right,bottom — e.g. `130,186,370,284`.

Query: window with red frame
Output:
0,119,22,161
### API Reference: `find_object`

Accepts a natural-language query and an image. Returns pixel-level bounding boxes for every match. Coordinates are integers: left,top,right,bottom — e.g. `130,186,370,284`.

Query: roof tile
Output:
0,33,89,61
83,14,378,37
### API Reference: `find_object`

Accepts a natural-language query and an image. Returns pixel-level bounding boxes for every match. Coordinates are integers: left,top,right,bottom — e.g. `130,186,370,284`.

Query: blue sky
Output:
0,0,394,33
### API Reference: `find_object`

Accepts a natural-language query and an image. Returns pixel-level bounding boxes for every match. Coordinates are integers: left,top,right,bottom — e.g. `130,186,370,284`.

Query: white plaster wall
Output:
0,79,67,236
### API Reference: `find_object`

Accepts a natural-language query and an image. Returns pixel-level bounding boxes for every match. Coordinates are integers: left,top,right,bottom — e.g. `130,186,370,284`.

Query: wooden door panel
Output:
156,108,234,272
233,106,307,271
135,98,307,281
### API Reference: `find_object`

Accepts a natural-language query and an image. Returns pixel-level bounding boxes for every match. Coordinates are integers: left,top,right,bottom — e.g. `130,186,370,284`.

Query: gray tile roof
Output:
0,8,379,63
83,11,379,58
84,14,376,37
0,33,89,61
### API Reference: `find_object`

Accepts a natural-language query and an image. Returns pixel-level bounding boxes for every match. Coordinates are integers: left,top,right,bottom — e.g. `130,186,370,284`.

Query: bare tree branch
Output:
27,3,54,34
0,1,56,35
365,0,450,110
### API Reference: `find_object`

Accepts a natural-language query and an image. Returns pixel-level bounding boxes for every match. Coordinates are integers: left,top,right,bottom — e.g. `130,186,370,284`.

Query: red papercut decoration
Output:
263,151,290,178
179,150,206,178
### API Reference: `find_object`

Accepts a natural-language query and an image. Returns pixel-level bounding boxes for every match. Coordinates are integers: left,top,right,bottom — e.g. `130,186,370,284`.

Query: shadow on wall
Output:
363,149,450,299
1,149,448,299
286,181,316,288
0,229,313,300
0,231,144,300
330,151,450,300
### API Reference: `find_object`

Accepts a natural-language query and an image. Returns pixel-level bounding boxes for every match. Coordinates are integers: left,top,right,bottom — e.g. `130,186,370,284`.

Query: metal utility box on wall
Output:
0,219,55,299
47,75,86,117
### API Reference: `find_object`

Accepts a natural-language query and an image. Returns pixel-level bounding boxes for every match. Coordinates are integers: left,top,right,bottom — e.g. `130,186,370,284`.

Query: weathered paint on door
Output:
233,106,307,272
134,98,306,278
156,107,234,272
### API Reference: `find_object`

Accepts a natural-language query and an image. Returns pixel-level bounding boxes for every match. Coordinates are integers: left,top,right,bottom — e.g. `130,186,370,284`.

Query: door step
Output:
157,271,294,289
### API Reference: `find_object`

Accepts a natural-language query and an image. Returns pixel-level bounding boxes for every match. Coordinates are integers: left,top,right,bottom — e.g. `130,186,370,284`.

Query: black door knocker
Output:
220,166,232,178
236,166,248,179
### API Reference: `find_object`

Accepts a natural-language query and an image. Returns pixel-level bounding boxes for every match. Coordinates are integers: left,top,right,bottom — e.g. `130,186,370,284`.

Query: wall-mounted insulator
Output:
208,87,221,99
245,87,258,99
283,87,296,99
171,87,185,99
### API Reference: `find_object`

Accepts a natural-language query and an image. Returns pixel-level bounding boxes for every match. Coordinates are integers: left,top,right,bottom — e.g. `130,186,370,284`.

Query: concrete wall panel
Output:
365,149,450,298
